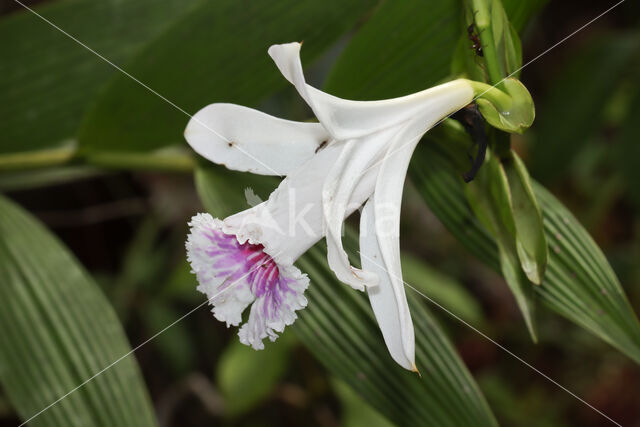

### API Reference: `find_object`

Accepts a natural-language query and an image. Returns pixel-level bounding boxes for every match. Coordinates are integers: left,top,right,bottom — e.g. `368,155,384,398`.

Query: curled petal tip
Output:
412,365,421,377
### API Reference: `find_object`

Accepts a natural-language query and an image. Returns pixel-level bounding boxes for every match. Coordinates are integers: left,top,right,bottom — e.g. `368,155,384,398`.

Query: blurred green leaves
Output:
216,332,294,416
501,0,549,33
325,0,460,99
332,379,394,427
402,253,484,325
0,0,198,154
530,33,640,183
410,139,640,363
0,195,156,426
78,0,378,153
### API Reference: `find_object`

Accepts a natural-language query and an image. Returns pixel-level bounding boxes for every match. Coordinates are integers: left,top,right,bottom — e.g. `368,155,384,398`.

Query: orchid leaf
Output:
504,150,548,284
78,0,377,153
401,253,484,325
0,195,156,426
502,0,549,33
464,151,538,340
217,332,294,416
530,33,640,182
324,0,460,99
332,379,394,427
194,164,498,427
0,0,199,154
409,135,640,363
142,301,194,375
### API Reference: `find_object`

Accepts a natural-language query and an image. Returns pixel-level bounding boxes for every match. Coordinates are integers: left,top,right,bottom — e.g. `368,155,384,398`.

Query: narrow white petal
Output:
322,128,397,291
371,122,426,371
184,103,329,176
360,198,416,371
268,43,474,140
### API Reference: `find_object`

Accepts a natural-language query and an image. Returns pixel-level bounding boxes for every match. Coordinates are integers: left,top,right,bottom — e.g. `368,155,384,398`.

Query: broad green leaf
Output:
502,0,549,33
0,195,156,426
478,373,563,426
0,0,199,154
496,242,538,341
401,253,484,325
296,248,497,427
530,33,640,183
464,151,537,340
78,0,377,153
409,136,640,363
324,0,460,99
194,164,498,427
216,332,294,416
332,378,394,427
504,150,547,285
143,301,195,375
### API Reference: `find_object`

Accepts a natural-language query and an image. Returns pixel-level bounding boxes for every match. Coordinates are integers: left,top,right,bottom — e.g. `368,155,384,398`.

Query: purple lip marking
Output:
203,227,295,321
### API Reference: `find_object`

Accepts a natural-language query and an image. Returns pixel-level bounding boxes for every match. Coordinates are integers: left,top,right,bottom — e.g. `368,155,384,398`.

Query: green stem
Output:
0,145,76,171
84,150,195,173
0,144,195,173
468,80,512,107
471,0,504,85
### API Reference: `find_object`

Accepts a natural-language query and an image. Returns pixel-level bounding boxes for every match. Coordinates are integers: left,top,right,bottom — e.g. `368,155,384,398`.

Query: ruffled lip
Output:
187,213,309,349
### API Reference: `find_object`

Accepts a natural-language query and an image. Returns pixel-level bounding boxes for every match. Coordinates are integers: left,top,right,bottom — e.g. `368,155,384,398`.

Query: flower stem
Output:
0,144,195,173
471,0,504,85
84,149,195,173
0,145,76,171
468,80,512,107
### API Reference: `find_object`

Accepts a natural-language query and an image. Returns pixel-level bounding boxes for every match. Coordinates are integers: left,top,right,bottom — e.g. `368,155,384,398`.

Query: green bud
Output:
469,78,535,134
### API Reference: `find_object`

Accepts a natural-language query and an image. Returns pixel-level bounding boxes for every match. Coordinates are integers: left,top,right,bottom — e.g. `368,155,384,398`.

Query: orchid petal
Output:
371,124,425,371
268,43,474,140
322,127,398,291
185,103,329,176
360,197,416,371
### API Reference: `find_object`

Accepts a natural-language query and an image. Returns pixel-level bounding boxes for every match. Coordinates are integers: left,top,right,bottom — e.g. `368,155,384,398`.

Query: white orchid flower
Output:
185,42,475,371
